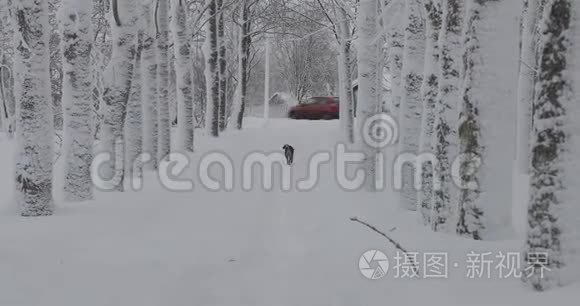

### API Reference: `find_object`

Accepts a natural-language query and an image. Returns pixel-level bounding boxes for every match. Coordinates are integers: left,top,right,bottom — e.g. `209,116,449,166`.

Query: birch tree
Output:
516,0,543,176
173,0,195,152
335,0,355,144
398,0,426,210
125,32,144,181
205,0,220,137
61,0,94,201
14,0,55,216
141,2,159,168
416,0,442,224
49,0,64,130
456,0,519,240
157,0,172,160
0,0,15,136
385,2,405,119
217,0,227,131
430,0,463,232
524,0,580,290
232,0,253,130
356,0,382,191
513,0,548,237
98,0,138,191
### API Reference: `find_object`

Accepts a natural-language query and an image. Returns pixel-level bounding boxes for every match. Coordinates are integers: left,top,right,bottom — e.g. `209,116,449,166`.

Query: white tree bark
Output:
0,0,16,136
61,0,94,201
524,0,580,290
125,33,143,181
204,0,220,137
356,0,382,191
336,4,355,144
217,0,227,131
14,0,55,216
141,3,158,169
430,0,463,232
516,0,540,176
398,0,426,209
98,0,138,191
417,0,442,225
232,0,251,130
456,0,519,240
157,0,171,161
173,0,194,152
513,0,548,238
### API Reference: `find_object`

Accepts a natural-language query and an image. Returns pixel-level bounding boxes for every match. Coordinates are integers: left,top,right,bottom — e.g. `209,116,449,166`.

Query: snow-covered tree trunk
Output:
125,32,143,182
217,0,227,131
337,4,355,144
524,0,580,290
416,0,442,225
513,0,548,238
157,0,171,161
384,0,405,119
0,0,16,136
516,0,542,176
456,0,519,240
430,0,463,232
356,0,382,191
204,0,220,137
61,0,94,202
233,0,251,130
141,3,158,169
398,0,426,209
14,0,55,216
49,0,64,131
173,0,194,152
98,0,138,191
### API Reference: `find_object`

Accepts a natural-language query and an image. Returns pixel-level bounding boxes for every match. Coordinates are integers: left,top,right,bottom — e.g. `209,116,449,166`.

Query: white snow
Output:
0,119,578,306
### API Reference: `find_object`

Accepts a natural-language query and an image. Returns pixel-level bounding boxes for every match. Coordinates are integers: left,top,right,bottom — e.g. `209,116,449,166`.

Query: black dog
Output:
282,144,294,165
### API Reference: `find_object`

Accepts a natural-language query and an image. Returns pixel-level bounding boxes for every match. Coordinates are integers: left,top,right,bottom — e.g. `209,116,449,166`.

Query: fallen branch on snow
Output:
350,216,419,275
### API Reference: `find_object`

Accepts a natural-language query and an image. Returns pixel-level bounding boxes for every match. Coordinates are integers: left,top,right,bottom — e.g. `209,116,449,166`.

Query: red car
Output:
288,97,339,120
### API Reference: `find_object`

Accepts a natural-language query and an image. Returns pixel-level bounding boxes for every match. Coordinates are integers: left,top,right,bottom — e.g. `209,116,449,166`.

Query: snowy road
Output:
0,118,577,306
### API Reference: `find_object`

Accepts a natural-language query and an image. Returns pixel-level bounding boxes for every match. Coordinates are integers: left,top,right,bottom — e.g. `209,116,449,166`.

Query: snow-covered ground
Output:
0,118,577,306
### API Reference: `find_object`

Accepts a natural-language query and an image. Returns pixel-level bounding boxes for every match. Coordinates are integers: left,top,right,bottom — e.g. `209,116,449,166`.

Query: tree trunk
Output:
524,0,580,290
204,0,220,137
217,0,227,131
516,0,542,175
386,5,405,120
0,0,16,136
456,0,519,240
142,3,158,169
173,0,194,152
14,0,55,216
98,0,138,192
356,0,382,191
337,4,355,144
398,0,426,209
49,0,63,131
125,31,144,182
417,0,442,225
430,0,463,232
157,0,171,160
61,0,94,201
234,0,251,130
